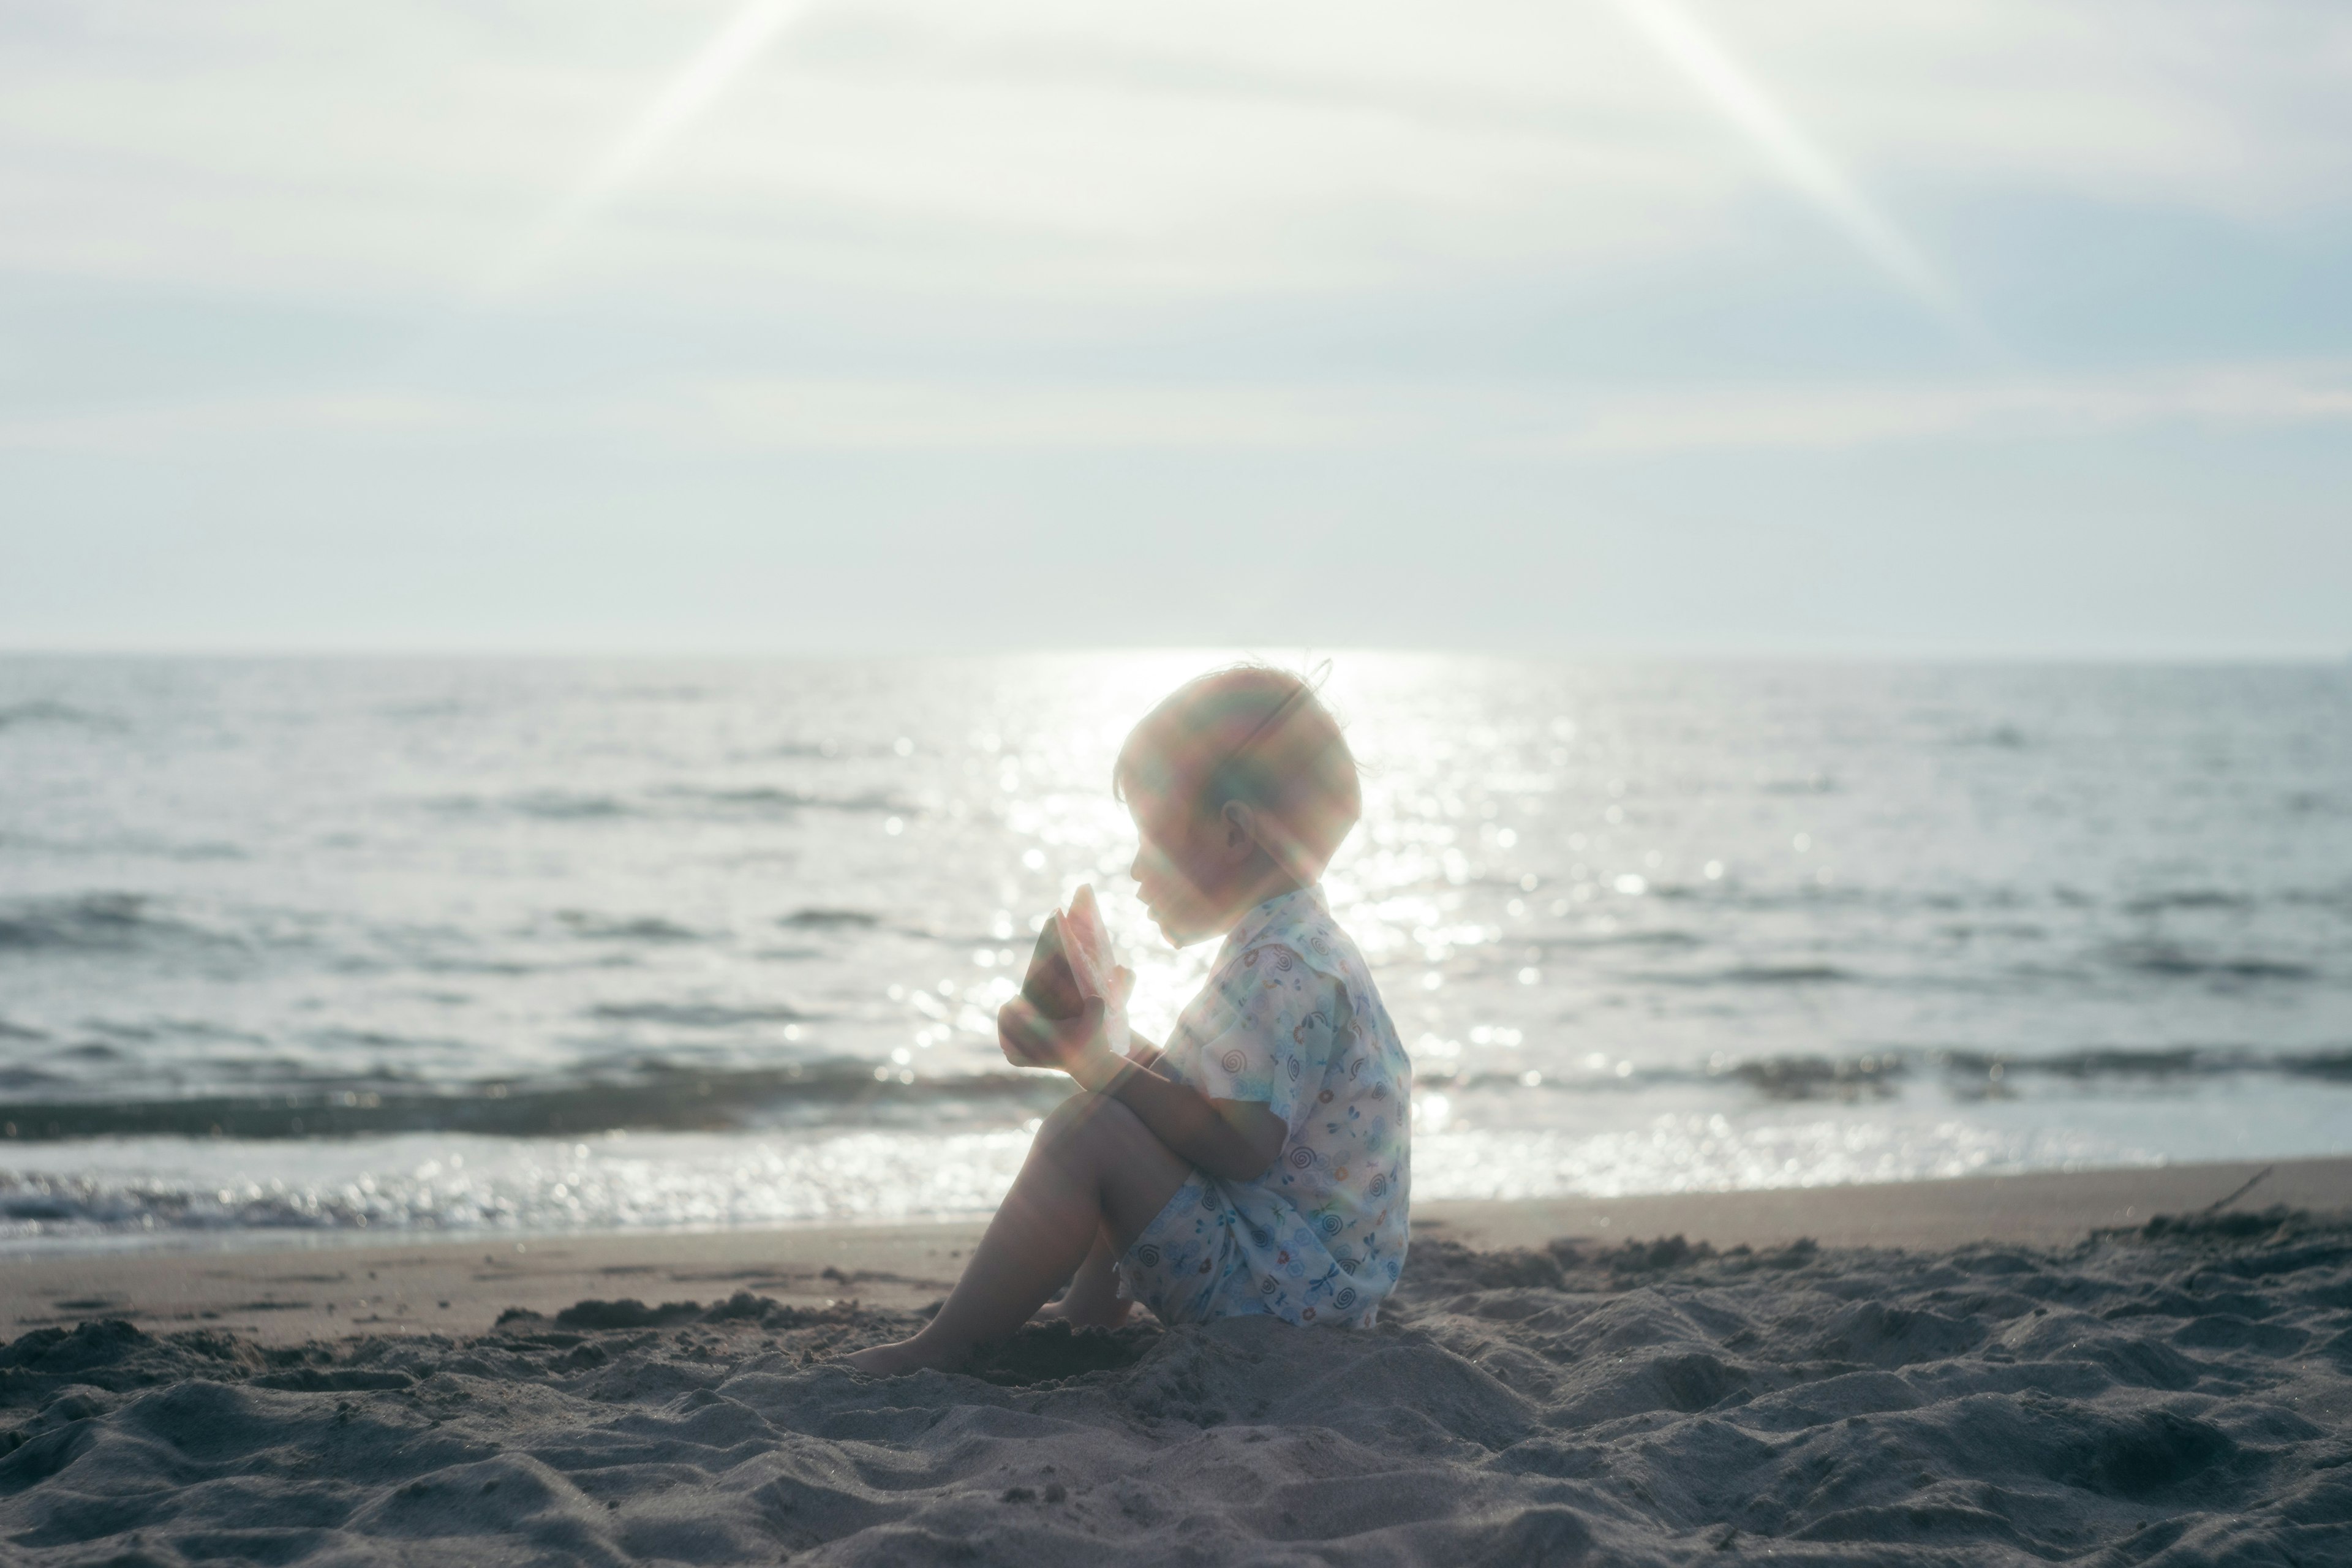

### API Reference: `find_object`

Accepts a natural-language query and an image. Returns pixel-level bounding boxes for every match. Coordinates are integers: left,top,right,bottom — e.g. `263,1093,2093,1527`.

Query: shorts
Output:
1115,1171,1271,1327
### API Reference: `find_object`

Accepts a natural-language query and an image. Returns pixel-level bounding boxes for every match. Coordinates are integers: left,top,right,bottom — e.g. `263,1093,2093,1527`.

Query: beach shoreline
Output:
6,1156,2349,1565
9,1155,2344,1348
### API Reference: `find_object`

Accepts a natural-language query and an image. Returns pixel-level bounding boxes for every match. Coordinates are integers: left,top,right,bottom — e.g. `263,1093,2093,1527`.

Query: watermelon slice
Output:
1016,884,1129,1055
1057,884,1115,1003
1020,915,1087,1020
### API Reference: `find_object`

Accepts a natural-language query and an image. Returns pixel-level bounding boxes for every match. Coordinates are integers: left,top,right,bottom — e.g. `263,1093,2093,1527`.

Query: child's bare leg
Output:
843,1093,1185,1374
1034,1230,1131,1329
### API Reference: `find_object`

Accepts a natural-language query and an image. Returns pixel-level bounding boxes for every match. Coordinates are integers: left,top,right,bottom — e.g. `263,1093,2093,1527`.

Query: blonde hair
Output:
1115,665,1361,881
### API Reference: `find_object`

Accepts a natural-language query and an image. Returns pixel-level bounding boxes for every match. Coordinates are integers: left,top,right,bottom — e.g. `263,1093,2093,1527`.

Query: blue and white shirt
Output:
1150,885,1412,1325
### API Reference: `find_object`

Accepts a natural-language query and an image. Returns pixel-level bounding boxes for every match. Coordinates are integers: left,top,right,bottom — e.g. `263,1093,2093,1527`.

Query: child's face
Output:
1126,787,1255,946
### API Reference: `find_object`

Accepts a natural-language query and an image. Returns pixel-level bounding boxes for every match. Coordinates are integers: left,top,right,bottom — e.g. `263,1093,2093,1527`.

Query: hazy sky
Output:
4,1,2348,656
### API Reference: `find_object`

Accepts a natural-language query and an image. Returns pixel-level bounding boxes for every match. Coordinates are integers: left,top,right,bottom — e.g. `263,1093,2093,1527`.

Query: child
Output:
845,666,1412,1374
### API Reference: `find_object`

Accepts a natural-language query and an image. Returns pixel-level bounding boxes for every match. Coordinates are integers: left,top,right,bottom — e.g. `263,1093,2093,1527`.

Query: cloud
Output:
1550,361,2352,454
2,2,2344,660
693,362,2352,455
0,393,488,453
3,1,2345,308
13,361,2348,459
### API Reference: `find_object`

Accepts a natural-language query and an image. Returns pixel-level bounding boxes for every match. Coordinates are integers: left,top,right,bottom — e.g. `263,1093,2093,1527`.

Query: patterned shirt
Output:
1154,885,1413,1324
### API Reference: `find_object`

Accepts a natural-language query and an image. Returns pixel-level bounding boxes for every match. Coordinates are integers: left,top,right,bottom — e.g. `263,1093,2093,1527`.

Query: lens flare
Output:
481,0,807,300
1607,0,1977,342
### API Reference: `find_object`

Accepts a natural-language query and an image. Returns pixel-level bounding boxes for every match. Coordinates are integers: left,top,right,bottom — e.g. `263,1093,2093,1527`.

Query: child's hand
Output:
998,991,1119,1087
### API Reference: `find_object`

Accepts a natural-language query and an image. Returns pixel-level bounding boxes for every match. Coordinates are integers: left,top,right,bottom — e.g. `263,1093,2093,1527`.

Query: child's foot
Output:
839,1336,962,1377
1032,1297,1132,1330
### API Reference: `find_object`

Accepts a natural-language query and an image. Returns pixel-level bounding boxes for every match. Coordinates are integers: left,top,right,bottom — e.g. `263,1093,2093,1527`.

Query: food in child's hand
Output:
1017,885,1129,1055
1020,916,1087,1020
1055,884,1115,1001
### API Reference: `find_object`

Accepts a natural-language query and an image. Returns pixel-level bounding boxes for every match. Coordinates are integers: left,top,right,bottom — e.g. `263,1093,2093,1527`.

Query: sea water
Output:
2,654,2347,1250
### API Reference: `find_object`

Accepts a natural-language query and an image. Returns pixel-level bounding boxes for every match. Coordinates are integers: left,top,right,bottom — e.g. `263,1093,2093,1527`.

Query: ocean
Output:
3,653,2348,1251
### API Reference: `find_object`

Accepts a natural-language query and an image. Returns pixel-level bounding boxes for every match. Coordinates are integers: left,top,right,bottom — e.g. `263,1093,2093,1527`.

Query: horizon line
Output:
2,644,2346,667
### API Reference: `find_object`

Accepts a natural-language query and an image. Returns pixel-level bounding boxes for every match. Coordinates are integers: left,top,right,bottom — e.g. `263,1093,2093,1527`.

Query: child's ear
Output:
1221,801,1256,853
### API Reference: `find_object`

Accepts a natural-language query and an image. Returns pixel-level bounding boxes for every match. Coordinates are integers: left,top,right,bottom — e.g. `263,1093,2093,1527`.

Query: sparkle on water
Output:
2,652,2348,1248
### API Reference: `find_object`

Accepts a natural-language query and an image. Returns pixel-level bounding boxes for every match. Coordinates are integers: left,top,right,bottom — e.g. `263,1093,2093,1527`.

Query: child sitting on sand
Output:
846,667,1411,1374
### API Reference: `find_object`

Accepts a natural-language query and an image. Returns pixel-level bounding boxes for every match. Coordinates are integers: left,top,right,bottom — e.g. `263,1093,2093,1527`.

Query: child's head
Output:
1115,665,1360,943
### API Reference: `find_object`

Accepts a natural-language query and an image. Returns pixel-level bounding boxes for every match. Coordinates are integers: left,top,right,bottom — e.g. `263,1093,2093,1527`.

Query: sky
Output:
2,0,2348,658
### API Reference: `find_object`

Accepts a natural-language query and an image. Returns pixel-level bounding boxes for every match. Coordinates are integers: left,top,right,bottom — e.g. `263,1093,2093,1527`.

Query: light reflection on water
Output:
1,653,2348,1246
9,1069,2351,1251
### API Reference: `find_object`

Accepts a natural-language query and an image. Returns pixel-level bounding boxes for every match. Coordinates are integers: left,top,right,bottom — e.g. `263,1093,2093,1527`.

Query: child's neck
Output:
1220,863,1308,929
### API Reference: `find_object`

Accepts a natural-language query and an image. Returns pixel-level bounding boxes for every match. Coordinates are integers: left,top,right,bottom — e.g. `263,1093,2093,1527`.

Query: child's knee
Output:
1038,1090,1143,1163
1037,1091,1094,1144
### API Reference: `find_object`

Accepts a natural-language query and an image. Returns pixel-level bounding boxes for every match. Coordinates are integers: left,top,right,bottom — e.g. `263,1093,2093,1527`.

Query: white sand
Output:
4,1159,2350,1564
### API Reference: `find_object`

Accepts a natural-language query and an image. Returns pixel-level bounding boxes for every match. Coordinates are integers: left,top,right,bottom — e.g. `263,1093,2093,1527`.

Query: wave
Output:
2105,943,2316,982
0,1062,1066,1142
429,786,913,824
2123,890,2255,914
1634,962,1855,986
1534,929,1703,951
0,1169,462,1233
428,790,634,821
0,700,119,732
1719,963,1852,985
588,1001,815,1028
668,786,908,816
556,911,703,943
1691,882,2352,921
0,832,247,862
506,791,633,821
1441,1057,1905,1101
2285,1050,2352,1080
778,908,881,930
1716,1054,1901,1098
1431,1045,2352,1102
6,1039,2348,1137
1867,1046,2352,1096
0,894,226,955
1941,1047,2199,1078
0,1120,1042,1238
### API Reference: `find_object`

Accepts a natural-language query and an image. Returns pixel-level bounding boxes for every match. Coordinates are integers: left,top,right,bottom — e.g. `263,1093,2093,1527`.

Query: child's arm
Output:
999,997,1284,1183
1090,1047,1285,1184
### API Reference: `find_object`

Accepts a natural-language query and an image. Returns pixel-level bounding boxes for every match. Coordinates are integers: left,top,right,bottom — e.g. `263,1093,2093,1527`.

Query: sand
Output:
11,1158,2343,1348
4,1158,2350,1564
